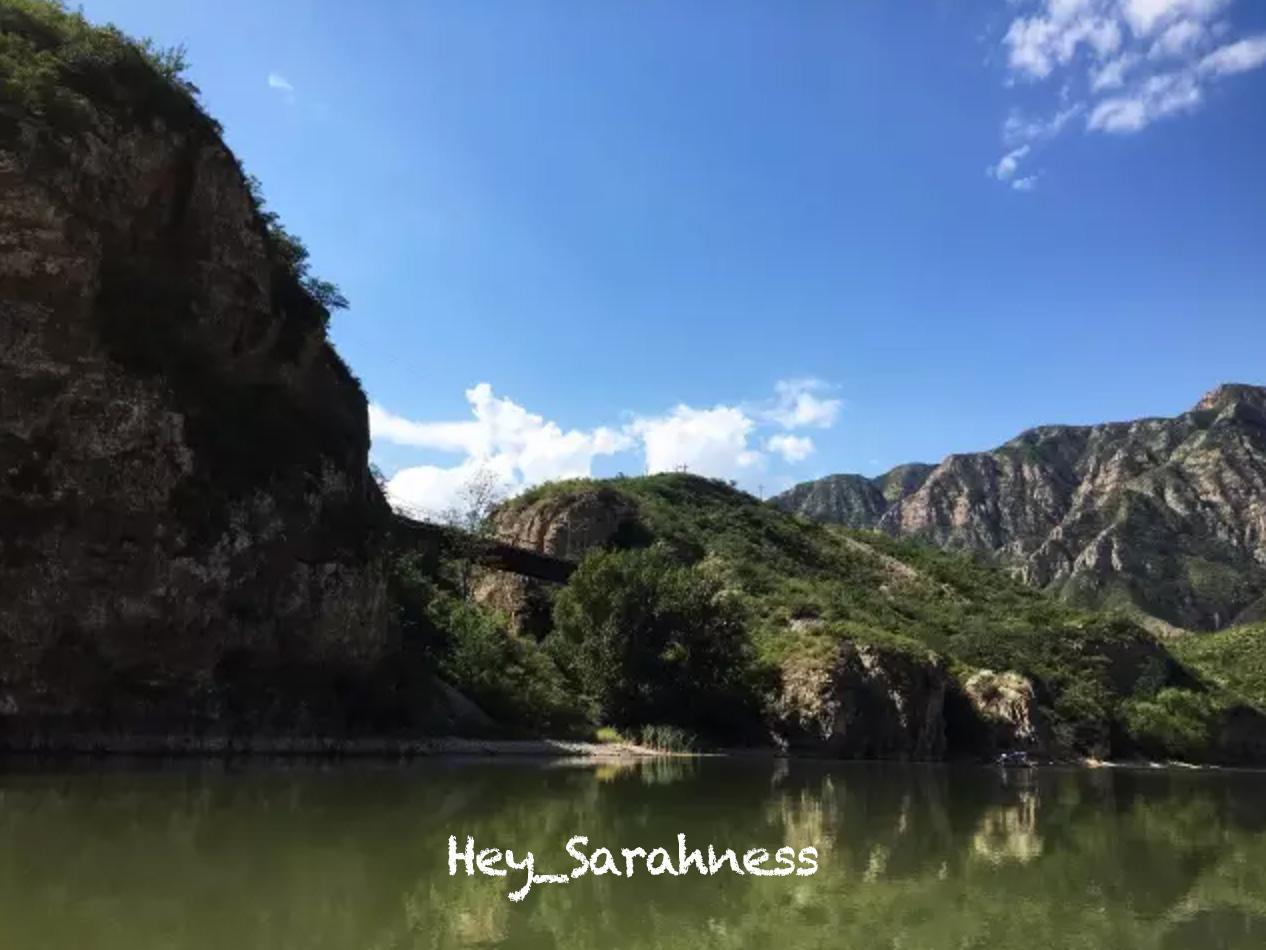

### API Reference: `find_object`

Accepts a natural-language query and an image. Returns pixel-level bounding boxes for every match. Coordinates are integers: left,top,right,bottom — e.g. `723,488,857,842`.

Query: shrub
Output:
389,553,585,734
427,586,586,734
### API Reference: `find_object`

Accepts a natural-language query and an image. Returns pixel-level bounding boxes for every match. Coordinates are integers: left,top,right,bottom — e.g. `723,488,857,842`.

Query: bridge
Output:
390,510,577,584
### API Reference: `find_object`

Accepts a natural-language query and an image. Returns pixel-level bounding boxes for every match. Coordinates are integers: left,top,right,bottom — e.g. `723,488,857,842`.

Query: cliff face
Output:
773,385,1266,631
0,13,393,734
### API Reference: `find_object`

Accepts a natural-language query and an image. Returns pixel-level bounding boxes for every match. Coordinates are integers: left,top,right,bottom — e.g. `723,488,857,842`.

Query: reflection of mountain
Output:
2,762,1265,947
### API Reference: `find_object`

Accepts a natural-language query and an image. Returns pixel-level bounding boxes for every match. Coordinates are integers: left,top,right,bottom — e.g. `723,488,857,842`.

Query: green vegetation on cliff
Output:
0,0,347,333
1173,623,1266,709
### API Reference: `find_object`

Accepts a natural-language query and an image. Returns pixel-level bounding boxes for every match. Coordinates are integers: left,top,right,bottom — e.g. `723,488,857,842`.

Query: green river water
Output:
0,758,1264,949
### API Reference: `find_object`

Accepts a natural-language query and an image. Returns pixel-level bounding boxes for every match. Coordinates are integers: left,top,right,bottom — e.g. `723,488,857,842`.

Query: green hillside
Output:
1174,623,1266,710
443,473,1262,760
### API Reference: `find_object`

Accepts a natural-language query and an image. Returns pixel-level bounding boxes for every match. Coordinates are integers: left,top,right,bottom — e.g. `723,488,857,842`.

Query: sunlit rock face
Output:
960,670,1050,756
0,36,392,734
490,486,642,559
774,385,1266,631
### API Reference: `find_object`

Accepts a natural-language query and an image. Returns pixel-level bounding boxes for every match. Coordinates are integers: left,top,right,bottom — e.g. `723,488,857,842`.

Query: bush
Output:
428,587,586,734
550,546,760,739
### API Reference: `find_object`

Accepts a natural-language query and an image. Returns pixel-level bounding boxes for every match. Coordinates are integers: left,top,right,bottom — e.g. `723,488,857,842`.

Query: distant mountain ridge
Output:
772,384,1266,632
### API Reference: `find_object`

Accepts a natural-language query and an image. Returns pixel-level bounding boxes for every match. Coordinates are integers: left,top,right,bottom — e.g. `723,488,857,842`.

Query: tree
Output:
438,467,509,596
440,467,507,536
550,546,759,738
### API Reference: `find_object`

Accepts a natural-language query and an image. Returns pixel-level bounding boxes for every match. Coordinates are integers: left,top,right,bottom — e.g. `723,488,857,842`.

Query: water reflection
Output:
0,759,1263,948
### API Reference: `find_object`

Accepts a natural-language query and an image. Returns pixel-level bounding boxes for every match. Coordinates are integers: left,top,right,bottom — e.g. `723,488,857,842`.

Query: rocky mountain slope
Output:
773,385,1266,632
0,3,424,739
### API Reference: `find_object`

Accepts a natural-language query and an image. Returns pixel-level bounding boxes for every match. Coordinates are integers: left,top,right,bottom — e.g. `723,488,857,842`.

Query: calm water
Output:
1,758,1265,949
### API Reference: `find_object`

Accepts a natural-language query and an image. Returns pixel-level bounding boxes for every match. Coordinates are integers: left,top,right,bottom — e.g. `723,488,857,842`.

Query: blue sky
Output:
81,0,1266,511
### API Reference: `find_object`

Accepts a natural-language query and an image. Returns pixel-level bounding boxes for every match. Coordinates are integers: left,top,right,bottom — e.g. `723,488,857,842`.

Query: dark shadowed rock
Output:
0,16,397,736
774,640,949,760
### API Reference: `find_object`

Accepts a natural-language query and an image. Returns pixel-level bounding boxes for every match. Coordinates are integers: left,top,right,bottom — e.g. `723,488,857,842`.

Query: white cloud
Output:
386,457,513,519
1149,19,1207,58
762,378,843,429
989,144,1031,181
1004,3,1122,80
368,403,483,454
1199,34,1266,75
766,434,815,463
1120,0,1228,36
373,380,844,515
629,405,764,479
373,384,632,514
1003,104,1084,146
267,73,295,93
1090,52,1140,89
1087,69,1202,131
990,2,1265,182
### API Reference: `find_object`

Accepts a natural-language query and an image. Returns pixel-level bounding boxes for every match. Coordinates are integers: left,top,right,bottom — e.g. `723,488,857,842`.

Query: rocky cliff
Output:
0,7,402,738
773,385,1266,631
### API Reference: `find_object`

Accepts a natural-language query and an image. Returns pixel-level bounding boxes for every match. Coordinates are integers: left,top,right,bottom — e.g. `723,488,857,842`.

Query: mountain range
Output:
772,384,1266,633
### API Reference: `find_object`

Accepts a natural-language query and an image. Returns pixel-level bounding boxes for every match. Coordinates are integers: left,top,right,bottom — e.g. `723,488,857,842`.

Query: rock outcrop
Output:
0,14,396,736
490,486,642,559
773,384,1266,631
472,486,642,635
774,640,949,760
960,670,1049,756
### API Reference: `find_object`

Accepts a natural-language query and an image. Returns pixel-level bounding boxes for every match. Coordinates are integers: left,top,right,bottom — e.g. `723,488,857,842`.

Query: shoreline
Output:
0,734,668,760
0,735,1258,772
